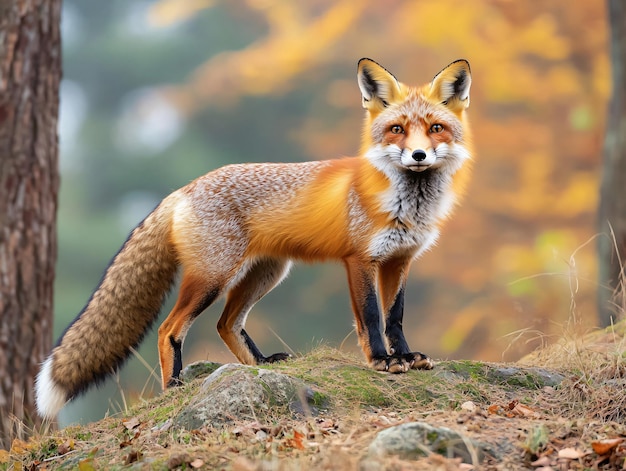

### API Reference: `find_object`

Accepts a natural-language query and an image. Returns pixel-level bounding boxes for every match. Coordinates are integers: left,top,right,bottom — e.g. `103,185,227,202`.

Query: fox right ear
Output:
357,58,403,111
430,59,472,112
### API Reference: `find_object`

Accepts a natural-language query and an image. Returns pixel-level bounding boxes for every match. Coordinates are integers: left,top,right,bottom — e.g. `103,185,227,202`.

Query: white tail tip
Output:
35,356,68,418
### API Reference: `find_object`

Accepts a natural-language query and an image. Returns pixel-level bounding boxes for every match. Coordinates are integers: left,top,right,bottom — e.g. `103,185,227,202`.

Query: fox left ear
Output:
430,59,471,112
357,58,403,111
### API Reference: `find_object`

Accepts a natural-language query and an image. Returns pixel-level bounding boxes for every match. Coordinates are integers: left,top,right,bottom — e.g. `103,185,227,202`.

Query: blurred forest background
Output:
55,0,609,425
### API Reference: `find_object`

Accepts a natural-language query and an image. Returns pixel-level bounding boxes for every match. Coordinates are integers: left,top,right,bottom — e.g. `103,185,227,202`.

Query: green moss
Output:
310,390,328,407
486,368,546,389
180,361,222,382
443,360,486,380
148,403,178,423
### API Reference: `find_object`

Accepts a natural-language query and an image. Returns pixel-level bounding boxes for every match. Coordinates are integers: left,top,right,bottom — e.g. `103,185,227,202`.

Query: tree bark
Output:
599,0,626,326
0,0,61,448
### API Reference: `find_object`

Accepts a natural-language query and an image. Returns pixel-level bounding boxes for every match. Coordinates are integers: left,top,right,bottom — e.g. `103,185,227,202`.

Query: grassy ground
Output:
3,337,626,470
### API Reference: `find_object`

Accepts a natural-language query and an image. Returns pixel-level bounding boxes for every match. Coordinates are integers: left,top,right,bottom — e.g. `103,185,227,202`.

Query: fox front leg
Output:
378,257,434,371
344,256,409,372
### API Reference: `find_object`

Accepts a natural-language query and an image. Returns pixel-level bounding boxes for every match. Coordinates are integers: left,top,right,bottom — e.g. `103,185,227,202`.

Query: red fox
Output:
36,58,472,418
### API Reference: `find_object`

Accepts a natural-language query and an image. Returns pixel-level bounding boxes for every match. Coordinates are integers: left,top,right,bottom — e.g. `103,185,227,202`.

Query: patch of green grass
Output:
442,360,487,380
310,390,329,408
147,402,179,424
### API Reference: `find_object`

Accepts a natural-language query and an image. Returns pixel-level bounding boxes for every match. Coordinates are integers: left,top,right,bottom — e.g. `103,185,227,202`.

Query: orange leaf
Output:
591,438,624,455
512,403,538,418
284,430,306,451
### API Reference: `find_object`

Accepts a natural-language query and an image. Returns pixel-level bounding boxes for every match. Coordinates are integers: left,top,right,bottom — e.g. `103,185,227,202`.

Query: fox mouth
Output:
406,163,432,172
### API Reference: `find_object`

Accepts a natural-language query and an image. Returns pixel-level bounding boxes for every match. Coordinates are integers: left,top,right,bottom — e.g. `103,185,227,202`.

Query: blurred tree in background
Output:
55,0,610,424
0,0,61,447
598,0,626,326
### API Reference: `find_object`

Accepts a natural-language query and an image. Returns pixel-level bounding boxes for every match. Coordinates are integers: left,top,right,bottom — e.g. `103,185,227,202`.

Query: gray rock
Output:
174,364,326,430
367,421,493,464
486,366,565,388
179,361,222,383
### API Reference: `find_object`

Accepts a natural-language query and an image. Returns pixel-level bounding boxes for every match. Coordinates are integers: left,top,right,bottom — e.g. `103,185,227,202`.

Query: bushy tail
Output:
36,199,179,418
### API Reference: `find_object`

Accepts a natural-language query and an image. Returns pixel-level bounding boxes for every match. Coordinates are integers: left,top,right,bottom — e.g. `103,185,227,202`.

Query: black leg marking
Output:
241,329,265,363
385,287,411,355
167,289,219,388
241,329,291,364
168,336,183,387
380,287,434,372
364,286,388,360
192,288,220,319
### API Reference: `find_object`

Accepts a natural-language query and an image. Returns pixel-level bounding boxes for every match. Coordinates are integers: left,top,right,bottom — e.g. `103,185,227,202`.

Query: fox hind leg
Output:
158,275,220,389
217,258,292,365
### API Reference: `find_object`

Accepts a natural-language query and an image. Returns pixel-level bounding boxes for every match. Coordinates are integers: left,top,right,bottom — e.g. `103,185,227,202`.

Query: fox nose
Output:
412,149,427,162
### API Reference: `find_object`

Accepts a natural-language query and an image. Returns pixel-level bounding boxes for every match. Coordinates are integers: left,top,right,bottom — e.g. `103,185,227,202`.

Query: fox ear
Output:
430,59,471,111
357,58,403,111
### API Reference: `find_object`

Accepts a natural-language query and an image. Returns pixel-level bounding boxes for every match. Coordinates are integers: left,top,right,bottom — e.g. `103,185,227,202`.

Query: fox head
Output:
357,58,472,176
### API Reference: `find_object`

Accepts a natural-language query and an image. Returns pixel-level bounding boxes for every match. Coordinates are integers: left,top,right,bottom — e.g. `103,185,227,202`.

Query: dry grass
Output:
5,316,626,470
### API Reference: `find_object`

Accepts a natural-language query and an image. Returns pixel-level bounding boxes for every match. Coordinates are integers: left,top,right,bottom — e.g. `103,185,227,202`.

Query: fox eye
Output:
390,125,404,134
430,123,444,133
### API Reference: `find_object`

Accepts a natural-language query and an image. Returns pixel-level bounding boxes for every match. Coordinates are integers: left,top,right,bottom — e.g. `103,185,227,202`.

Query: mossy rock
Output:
174,364,327,430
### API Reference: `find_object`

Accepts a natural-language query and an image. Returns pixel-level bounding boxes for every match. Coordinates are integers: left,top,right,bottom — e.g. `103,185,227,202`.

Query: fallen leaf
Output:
123,417,141,430
284,430,306,450
531,456,552,467
513,403,538,418
558,447,585,459
591,437,624,455
58,439,75,455
190,458,204,468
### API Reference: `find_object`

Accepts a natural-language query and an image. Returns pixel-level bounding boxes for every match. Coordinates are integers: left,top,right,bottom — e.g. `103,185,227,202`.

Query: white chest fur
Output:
367,170,452,260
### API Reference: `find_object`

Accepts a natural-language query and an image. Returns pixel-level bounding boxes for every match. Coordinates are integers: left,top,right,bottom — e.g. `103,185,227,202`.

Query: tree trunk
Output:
599,0,626,326
0,0,61,449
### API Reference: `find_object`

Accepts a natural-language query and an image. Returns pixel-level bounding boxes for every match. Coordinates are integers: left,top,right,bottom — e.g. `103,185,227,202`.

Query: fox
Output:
35,58,473,418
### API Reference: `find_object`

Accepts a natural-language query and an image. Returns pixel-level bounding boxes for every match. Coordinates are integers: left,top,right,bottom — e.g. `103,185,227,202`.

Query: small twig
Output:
42,449,80,463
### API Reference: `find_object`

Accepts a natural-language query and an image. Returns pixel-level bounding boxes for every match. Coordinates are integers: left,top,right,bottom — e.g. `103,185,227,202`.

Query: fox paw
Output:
166,377,184,388
261,352,292,364
370,352,434,373
406,351,435,370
